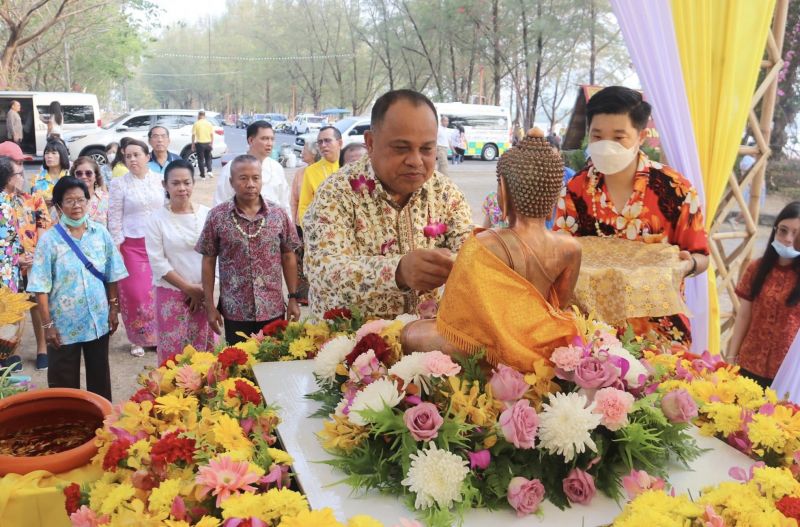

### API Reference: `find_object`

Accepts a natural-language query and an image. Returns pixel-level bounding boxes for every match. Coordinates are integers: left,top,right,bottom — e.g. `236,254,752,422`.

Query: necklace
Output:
587,169,612,238
167,204,202,248
231,211,265,239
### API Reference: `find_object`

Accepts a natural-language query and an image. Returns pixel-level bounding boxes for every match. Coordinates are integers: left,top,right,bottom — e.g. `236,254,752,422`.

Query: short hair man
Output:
304,89,473,318
212,120,290,216
296,125,342,227
196,154,301,345
6,101,22,144
147,126,180,174
191,110,215,179
436,115,450,175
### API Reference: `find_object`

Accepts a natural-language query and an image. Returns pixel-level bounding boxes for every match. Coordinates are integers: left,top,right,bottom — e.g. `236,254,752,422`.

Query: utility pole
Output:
207,14,212,109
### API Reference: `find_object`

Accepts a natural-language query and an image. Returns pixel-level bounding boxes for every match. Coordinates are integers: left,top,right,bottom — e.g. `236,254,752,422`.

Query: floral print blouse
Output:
88,189,109,226
31,168,67,203
303,156,473,318
0,191,22,292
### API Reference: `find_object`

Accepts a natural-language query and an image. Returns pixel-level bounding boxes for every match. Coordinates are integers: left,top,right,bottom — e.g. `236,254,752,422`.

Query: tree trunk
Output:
589,0,597,85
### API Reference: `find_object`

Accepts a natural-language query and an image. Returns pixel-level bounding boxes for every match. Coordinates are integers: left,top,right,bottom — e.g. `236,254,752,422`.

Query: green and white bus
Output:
434,102,511,161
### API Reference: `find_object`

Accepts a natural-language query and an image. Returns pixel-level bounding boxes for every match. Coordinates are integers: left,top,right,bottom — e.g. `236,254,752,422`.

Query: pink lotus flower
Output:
621,469,666,499
175,365,202,392
69,506,110,527
592,387,635,431
196,456,261,507
423,350,461,377
423,219,448,238
349,174,376,196
468,449,491,470
728,461,765,482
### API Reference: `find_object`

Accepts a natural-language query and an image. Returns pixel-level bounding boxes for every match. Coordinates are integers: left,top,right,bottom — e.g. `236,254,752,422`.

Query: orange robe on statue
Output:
436,235,578,373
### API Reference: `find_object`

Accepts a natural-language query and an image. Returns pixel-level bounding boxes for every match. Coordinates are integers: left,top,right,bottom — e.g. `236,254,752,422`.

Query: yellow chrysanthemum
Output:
126,438,152,470
643,349,679,373
318,414,369,453
0,287,35,324
164,521,191,527
303,321,331,342
147,478,182,518
702,402,743,436
88,478,115,512
773,404,800,438
278,508,345,527
748,414,786,454
612,490,702,526
109,498,163,527
751,466,800,500
98,482,136,515
731,375,766,408
220,493,265,520
268,447,294,465
261,488,309,522
210,413,253,455
114,400,158,436
347,515,384,527
155,392,199,423
194,517,222,527
288,336,317,360
189,351,218,375
699,481,788,526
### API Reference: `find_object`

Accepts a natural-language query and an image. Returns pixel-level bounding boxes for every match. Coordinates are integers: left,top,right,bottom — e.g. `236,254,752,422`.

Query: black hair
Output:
112,137,133,168
52,176,89,206
43,140,70,170
124,138,150,156
586,86,651,131
339,142,367,166
230,154,260,176
750,201,800,306
0,156,15,189
371,89,438,131
163,158,195,199
148,125,170,139
246,120,273,140
69,156,101,189
49,101,63,125
318,125,342,141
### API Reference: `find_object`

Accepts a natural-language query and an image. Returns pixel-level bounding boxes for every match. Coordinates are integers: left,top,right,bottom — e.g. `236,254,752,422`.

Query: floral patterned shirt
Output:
195,198,300,322
0,191,23,292
88,189,109,226
30,168,67,203
11,190,51,255
26,220,129,345
303,156,473,319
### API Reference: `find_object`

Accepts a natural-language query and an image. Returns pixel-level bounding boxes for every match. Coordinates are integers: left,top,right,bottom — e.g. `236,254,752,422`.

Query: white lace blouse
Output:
108,171,165,245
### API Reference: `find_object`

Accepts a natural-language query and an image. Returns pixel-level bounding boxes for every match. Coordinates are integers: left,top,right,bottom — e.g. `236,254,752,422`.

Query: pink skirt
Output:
155,286,216,364
118,237,157,347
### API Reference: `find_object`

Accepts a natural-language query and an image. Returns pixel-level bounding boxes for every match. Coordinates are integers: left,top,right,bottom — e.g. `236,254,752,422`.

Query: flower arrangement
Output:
310,316,702,526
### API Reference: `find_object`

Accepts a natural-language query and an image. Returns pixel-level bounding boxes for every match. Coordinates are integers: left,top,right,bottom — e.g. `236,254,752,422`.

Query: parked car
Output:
263,113,288,125
0,91,101,158
293,116,370,154
291,114,325,135
61,109,227,167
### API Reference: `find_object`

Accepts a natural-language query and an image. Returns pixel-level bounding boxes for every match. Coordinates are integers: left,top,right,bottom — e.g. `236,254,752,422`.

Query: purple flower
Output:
468,449,491,470
349,174,376,196
660,389,698,423
403,402,444,441
573,356,619,389
423,219,448,238
499,399,539,449
489,364,529,403
562,468,596,505
507,477,545,516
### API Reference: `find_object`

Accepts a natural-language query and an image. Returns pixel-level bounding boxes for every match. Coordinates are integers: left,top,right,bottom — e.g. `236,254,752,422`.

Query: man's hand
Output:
396,248,455,291
678,250,695,278
206,305,224,335
287,298,300,321
184,284,205,313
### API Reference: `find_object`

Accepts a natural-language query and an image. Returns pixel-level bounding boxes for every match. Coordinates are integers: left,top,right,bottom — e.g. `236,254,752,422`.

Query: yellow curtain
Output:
671,0,776,355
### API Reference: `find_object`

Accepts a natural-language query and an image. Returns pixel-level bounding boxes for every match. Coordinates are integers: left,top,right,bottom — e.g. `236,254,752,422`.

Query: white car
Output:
62,109,227,166
291,114,326,135
293,116,370,154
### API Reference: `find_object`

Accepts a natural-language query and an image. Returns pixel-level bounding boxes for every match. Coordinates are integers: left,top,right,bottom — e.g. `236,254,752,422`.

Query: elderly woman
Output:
70,156,108,225
145,159,213,363
108,138,163,357
27,176,128,400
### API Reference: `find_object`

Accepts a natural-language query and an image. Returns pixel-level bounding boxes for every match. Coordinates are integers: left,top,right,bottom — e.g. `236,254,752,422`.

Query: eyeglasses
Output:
316,138,335,146
62,198,88,207
74,170,95,177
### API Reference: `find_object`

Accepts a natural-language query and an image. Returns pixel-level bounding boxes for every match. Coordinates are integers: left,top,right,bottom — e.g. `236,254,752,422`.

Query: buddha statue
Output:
401,128,581,373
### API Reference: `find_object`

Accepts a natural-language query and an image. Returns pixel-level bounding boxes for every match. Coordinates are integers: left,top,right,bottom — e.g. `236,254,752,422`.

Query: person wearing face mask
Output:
727,202,800,389
26,176,128,400
554,86,709,346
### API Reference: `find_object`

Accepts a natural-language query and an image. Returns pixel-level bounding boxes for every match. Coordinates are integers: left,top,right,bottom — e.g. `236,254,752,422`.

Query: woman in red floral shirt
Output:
554,86,709,345
729,202,800,388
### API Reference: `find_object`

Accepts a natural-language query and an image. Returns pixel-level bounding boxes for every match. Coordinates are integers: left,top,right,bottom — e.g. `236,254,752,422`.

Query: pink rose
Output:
592,387,635,431
499,399,539,449
551,345,583,372
507,477,545,517
489,364,529,402
403,402,444,441
355,319,391,341
574,356,619,389
621,469,665,499
468,449,491,470
562,468,596,505
661,389,698,423
423,350,461,377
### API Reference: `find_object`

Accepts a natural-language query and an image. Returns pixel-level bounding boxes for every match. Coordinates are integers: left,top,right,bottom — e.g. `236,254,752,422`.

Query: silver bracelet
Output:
41,321,55,329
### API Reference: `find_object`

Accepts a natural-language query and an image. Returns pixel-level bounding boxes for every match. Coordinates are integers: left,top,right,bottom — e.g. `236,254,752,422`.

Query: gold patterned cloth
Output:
574,237,687,326
437,234,578,373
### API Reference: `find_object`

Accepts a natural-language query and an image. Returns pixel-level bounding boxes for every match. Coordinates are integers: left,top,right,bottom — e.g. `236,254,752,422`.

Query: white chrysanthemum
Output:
348,378,403,426
388,352,429,389
538,392,602,462
394,313,420,325
608,345,649,388
313,336,356,383
401,443,469,510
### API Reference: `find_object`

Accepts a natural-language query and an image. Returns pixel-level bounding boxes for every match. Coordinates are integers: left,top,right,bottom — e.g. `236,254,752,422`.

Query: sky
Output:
157,0,228,25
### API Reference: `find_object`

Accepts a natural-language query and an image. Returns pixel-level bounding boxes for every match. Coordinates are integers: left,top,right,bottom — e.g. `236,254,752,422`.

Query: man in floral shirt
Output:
196,154,301,345
304,89,473,318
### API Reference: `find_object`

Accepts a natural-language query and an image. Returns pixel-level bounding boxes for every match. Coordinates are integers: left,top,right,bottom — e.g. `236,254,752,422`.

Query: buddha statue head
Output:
496,127,565,224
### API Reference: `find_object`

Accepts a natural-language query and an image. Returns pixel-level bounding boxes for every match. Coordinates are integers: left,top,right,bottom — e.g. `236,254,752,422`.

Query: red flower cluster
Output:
131,387,156,404
323,307,352,320
228,379,262,406
777,496,800,521
102,438,132,471
345,333,391,365
63,482,82,515
218,347,248,369
262,319,289,336
160,352,180,368
151,430,195,466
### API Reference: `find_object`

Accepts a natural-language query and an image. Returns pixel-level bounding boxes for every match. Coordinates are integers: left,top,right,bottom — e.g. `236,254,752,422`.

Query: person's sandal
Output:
130,346,145,357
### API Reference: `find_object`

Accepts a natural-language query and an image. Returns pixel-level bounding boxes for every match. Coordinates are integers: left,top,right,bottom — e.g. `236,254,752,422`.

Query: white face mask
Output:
587,140,639,175
772,239,800,259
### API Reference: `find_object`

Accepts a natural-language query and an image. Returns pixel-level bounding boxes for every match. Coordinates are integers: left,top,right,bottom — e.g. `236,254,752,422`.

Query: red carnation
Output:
323,308,352,320
160,352,180,368
130,387,156,404
229,379,262,406
102,438,131,471
218,347,248,369
345,333,391,365
63,482,82,515
262,319,289,336
151,430,195,467
777,496,800,521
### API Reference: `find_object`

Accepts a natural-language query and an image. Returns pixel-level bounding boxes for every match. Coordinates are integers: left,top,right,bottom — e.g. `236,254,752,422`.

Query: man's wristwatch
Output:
288,292,302,300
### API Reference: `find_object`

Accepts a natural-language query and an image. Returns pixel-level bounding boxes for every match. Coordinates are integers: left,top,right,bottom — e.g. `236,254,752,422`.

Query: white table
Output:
254,360,756,526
